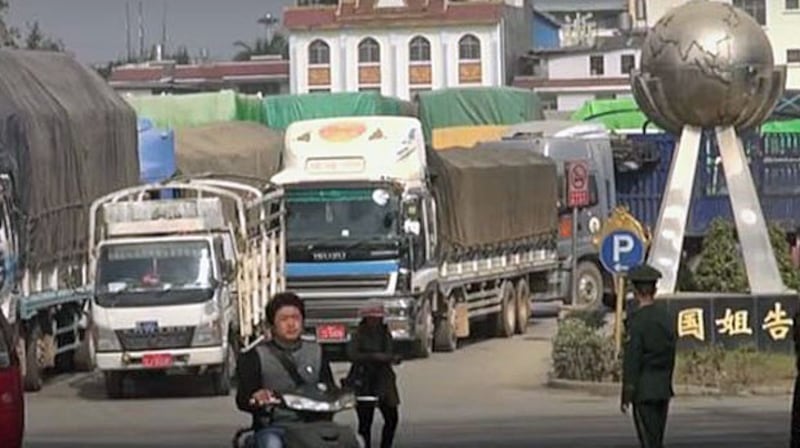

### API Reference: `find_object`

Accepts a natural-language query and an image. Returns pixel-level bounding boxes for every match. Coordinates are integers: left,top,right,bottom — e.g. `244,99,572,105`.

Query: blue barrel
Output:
138,118,176,184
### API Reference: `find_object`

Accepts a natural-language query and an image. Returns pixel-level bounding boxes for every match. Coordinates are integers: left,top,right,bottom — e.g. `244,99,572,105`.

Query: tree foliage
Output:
0,2,65,52
233,34,288,61
693,218,800,293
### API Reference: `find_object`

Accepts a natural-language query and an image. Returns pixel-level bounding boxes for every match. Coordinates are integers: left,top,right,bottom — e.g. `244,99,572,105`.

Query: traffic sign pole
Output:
566,160,589,305
614,274,625,357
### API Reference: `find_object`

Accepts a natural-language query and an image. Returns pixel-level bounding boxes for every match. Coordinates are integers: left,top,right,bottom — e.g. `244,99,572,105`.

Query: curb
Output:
546,376,793,397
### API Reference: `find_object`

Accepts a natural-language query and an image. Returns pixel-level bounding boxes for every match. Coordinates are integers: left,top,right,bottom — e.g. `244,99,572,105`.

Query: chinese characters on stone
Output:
676,302,793,342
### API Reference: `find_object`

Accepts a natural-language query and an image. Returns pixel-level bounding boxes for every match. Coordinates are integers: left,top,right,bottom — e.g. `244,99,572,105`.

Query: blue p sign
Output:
600,230,645,275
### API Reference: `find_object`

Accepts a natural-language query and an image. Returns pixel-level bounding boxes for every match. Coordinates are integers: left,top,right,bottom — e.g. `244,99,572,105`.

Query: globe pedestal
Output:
647,125,786,296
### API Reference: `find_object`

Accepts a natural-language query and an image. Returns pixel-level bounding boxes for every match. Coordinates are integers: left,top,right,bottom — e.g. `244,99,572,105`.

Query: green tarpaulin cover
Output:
126,90,239,128
570,98,658,131
263,92,410,130
761,119,800,134
416,87,545,144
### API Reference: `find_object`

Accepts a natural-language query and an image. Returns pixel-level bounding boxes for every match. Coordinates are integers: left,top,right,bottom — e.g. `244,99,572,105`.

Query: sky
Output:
6,0,293,65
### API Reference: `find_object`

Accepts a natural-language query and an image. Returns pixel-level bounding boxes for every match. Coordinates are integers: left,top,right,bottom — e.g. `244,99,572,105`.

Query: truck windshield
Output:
95,240,215,307
286,187,399,241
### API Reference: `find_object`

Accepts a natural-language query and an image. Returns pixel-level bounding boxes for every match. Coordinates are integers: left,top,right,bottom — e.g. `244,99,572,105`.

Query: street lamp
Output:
257,13,279,43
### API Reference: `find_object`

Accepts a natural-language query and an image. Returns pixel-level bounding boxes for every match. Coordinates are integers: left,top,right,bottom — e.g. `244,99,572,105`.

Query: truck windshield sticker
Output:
287,188,375,203
106,241,209,261
372,189,390,206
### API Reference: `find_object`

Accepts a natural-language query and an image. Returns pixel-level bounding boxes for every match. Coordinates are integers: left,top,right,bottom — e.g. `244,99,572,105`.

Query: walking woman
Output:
345,305,401,448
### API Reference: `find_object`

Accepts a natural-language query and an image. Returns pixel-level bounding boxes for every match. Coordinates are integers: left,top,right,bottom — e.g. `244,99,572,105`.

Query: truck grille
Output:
115,326,195,351
305,304,364,321
287,274,391,294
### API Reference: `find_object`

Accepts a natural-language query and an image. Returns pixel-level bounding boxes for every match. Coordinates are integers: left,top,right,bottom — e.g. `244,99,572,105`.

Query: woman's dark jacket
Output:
345,322,400,407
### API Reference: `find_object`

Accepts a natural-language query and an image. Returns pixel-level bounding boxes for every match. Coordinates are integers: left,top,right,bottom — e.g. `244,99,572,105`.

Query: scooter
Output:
232,383,367,448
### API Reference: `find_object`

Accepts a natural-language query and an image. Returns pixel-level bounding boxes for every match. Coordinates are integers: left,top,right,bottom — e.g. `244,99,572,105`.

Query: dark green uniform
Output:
622,264,676,448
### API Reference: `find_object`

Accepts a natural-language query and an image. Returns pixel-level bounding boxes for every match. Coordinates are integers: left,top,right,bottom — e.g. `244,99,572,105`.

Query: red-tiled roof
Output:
109,60,289,84
513,76,631,89
283,1,504,30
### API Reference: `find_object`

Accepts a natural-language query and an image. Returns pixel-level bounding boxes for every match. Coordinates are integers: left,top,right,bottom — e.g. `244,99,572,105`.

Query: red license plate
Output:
316,324,347,341
142,353,174,368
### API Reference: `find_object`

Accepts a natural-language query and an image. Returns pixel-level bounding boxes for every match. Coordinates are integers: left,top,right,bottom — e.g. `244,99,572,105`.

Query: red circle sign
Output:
570,163,587,189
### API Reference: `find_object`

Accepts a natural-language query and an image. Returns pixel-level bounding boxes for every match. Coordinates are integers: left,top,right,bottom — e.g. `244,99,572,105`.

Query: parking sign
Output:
599,230,646,274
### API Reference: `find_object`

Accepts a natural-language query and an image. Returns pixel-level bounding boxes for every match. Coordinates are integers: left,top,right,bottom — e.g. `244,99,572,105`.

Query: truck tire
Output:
433,297,458,352
492,281,516,338
573,261,604,309
212,342,235,396
73,326,96,372
104,371,125,399
24,324,44,392
515,279,531,335
412,299,433,359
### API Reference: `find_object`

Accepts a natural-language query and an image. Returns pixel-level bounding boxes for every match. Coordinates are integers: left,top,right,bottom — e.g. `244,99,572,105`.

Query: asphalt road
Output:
22,311,795,447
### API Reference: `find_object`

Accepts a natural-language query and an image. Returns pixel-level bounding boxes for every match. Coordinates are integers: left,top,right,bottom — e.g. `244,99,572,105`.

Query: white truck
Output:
271,116,561,359
88,177,285,398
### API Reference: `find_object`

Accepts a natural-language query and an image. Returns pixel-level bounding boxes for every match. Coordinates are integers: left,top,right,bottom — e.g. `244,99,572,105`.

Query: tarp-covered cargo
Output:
427,145,558,259
138,118,177,183
263,92,413,130
431,125,510,150
416,87,545,146
126,90,267,129
0,49,139,270
174,122,283,183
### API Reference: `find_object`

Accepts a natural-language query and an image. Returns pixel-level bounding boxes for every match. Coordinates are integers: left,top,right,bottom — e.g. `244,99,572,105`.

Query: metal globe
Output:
631,0,786,134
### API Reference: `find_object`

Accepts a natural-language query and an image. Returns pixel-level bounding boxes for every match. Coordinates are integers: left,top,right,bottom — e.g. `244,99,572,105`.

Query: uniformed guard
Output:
620,263,676,448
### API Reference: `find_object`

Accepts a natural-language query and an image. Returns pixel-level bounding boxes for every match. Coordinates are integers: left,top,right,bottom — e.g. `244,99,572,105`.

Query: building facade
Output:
514,34,642,111
283,0,532,100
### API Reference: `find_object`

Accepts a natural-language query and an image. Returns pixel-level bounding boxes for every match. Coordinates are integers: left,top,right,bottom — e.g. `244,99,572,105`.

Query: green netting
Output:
570,98,659,131
235,93,267,124
263,92,408,130
761,119,800,134
416,87,544,144
125,90,238,128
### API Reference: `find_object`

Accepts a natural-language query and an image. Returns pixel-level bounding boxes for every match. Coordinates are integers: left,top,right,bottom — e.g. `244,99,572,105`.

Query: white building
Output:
514,34,643,111
645,0,800,89
282,0,532,100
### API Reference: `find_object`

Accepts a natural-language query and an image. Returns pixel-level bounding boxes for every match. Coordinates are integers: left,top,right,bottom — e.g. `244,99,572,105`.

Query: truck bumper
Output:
95,346,225,372
303,298,418,344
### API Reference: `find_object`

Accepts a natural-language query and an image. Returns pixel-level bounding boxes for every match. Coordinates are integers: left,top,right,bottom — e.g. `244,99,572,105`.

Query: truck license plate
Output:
142,353,174,368
316,324,346,341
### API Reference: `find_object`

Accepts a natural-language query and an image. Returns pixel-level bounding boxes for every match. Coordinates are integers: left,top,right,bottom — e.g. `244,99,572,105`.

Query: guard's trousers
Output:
632,400,670,448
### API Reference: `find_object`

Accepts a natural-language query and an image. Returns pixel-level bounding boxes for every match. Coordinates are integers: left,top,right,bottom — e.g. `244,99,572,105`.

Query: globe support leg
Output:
715,126,785,294
648,125,702,295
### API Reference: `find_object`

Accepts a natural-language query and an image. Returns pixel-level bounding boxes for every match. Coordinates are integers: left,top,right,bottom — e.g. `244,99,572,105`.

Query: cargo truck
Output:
270,116,560,358
89,177,284,398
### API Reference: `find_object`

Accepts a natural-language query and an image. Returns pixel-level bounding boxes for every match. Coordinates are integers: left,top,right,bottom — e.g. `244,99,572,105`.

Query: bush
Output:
551,317,620,382
675,345,795,393
694,218,800,293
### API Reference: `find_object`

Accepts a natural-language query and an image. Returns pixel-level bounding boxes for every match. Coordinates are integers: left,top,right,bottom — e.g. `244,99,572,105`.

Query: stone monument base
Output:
654,292,799,353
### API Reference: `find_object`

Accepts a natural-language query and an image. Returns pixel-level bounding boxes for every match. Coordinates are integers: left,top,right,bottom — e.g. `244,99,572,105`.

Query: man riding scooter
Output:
236,292,358,448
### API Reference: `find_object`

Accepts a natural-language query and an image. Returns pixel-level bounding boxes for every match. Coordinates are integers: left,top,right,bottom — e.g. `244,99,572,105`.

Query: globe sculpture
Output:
630,0,787,296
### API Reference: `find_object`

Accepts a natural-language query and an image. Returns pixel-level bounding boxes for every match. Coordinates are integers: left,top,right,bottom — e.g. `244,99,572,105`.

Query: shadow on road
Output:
69,371,228,401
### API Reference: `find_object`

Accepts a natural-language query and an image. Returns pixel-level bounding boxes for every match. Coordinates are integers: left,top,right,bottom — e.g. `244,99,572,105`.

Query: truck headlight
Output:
94,325,121,352
383,299,412,319
192,319,222,347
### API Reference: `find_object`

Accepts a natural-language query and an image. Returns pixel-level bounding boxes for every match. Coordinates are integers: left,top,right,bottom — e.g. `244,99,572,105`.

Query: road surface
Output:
23,314,794,447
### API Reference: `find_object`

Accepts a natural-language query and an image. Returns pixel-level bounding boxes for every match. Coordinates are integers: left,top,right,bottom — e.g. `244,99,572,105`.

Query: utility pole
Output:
125,2,132,61
161,1,167,56
138,1,144,61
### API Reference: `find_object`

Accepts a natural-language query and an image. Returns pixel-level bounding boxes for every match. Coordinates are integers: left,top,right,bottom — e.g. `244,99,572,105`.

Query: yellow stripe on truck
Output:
431,125,510,150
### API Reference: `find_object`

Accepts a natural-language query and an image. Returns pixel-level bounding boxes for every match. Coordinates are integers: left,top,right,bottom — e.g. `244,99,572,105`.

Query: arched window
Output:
358,38,380,64
459,34,481,60
308,39,330,65
409,36,431,62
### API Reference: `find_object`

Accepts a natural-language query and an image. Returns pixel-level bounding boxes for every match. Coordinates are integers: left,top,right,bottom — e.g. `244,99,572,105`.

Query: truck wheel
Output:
104,371,125,399
493,281,516,338
573,261,604,309
73,326,96,372
515,279,531,335
24,324,44,392
212,342,235,396
412,299,433,359
433,299,457,352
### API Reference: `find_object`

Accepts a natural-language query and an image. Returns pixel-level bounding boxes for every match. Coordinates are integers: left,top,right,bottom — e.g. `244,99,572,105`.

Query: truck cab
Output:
490,121,617,308
88,178,274,398
271,117,435,357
